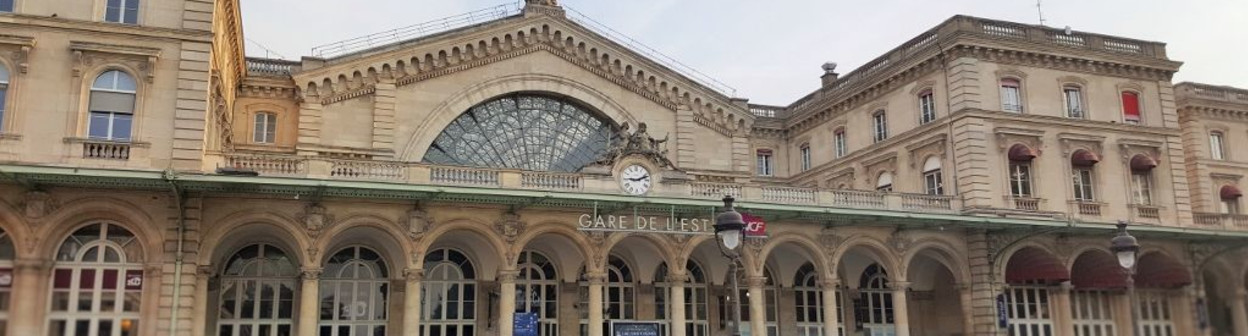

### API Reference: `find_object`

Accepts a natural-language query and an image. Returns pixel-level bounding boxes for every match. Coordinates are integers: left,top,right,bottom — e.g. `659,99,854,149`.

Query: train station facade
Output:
0,0,1247,335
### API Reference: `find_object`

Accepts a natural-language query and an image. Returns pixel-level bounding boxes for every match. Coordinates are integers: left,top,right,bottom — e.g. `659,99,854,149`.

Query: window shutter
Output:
1122,92,1141,121
89,91,136,113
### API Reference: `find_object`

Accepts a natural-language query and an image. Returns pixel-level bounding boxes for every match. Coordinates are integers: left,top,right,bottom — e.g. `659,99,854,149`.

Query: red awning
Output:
1005,247,1070,284
1070,250,1128,289
1222,185,1243,200
1130,154,1158,171
1135,253,1193,289
1008,144,1038,161
1071,150,1101,166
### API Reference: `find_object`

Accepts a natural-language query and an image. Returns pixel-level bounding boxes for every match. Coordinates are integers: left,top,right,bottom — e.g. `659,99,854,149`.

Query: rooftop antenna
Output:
1036,0,1047,26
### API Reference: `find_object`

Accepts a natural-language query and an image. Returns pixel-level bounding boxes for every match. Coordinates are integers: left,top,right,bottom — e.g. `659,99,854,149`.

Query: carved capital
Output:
745,276,768,288
891,281,912,291
666,272,691,284
196,265,216,279
497,269,520,283
585,272,607,285
403,268,424,282
301,268,323,281
818,279,841,289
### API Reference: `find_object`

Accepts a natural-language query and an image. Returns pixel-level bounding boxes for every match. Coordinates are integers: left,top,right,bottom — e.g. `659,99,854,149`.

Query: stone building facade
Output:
0,0,1245,336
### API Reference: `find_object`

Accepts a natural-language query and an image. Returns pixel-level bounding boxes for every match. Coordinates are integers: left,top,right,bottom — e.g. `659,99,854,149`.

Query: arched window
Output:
1071,150,1100,202
1063,85,1086,119
858,263,894,336
0,228,14,331
872,111,888,143
217,243,298,336
1210,131,1226,160
1121,91,1141,124
0,63,9,129
833,128,847,158
422,248,476,336
656,261,709,336
319,246,389,336
104,0,140,24
422,94,614,172
579,256,636,334
253,112,277,144
88,70,137,141
720,268,777,336
922,156,943,195
1000,78,1024,113
876,171,893,192
1130,154,1158,205
1220,185,1242,214
48,223,144,336
918,89,936,124
516,250,558,336
794,262,839,336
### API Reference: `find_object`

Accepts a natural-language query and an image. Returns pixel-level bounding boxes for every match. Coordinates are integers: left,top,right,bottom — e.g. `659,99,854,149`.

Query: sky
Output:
240,0,1248,105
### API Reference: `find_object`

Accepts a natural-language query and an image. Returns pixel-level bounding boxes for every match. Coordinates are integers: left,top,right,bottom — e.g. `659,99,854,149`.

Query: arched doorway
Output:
858,263,894,336
906,249,965,336
1003,246,1070,336
794,262,840,336
319,246,389,335
47,222,145,336
1134,252,1192,336
578,255,636,334
1070,249,1127,335
217,243,299,336
422,248,477,336
719,267,778,336
516,250,558,336
656,260,710,336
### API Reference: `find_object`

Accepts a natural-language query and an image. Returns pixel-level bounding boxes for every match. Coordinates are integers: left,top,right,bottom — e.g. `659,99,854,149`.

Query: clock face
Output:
619,164,652,195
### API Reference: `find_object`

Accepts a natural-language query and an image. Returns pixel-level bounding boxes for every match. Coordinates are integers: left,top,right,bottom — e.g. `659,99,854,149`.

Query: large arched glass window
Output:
319,246,389,336
217,243,298,336
858,263,895,336
579,255,636,335
0,228,14,332
422,248,476,336
48,222,144,336
656,261,709,336
423,94,614,172
88,70,137,141
516,250,558,336
794,262,839,336
0,63,9,129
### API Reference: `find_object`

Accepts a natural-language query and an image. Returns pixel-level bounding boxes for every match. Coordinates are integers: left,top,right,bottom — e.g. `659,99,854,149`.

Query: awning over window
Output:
1008,144,1038,161
876,171,893,188
1070,250,1128,289
1135,252,1192,289
1071,149,1100,166
1130,154,1158,171
922,156,941,173
1005,247,1070,284
1221,185,1243,199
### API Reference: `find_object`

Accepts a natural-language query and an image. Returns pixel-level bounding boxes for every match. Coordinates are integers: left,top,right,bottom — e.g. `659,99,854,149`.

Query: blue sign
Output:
996,294,1009,329
514,312,538,336
611,321,661,336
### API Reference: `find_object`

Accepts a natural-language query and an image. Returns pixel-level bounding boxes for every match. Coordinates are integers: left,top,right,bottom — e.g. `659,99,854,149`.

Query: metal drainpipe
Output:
163,170,187,334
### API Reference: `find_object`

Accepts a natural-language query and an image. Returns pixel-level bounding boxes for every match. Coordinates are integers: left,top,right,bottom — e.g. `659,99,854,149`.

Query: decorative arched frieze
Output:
37,197,160,261
756,231,834,282
831,234,902,280
199,208,313,267
414,217,510,272
1057,132,1105,157
994,68,1030,81
899,237,971,284
1056,75,1089,87
313,212,413,268
1118,138,1163,166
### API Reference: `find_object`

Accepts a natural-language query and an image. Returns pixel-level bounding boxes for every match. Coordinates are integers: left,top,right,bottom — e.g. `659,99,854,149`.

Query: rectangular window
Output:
1211,132,1226,160
1072,168,1095,201
1122,92,1141,124
87,111,133,141
924,170,943,195
253,113,277,144
834,131,847,158
756,150,773,177
105,0,139,24
1010,162,1033,197
872,112,888,143
1131,172,1153,205
1001,79,1023,113
0,84,6,129
0,0,12,12
1064,87,1085,118
799,145,811,172
919,92,936,124
1223,199,1240,214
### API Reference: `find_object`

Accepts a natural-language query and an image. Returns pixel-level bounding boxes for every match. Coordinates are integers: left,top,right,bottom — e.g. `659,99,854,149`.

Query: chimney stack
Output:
821,62,839,87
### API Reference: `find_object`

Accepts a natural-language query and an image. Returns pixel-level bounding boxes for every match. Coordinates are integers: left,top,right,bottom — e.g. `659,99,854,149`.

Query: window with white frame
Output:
422,248,477,336
580,256,636,335
1064,86,1085,119
1210,131,1226,160
833,129,847,158
876,171,893,192
0,63,8,129
794,262,838,336
923,156,944,195
918,90,936,124
319,246,389,336
655,261,709,336
1005,284,1054,336
217,243,298,336
1000,78,1024,113
872,111,888,143
0,229,13,332
48,222,144,336
253,112,277,144
800,144,811,172
858,264,895,336
88,70,137,141
719,268,778,336
1010,161,1034,198
1221,186,1241,214
104,0,140,24
517,250,559,336
1072,168,1095,202
1131,165,1155,206
756,150,774,176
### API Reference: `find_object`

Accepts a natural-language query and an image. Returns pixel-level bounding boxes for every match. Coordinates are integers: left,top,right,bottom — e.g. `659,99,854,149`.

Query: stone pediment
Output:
285,7,751,137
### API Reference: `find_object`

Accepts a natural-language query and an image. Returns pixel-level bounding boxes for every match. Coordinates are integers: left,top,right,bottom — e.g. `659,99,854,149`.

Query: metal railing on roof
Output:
309,2,525,58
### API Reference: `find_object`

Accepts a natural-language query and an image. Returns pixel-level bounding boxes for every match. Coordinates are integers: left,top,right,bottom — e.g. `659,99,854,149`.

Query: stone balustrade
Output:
1194,213,1248,229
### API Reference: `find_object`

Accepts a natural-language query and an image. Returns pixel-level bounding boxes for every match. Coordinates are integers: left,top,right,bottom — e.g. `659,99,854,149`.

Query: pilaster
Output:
371,78,397,156
171,41,212,170
732,135,751,173
156,194,203,335
297,268,322,334
952,116,994,208
675,107,697,169
297,99,324,155
946,57,983,112
893,281,913,336
498,269,519,336
966,230,1001,336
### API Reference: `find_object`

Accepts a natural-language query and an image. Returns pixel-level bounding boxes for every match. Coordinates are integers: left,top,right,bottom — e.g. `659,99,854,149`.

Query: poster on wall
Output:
514,312,538,336
742,212,767,238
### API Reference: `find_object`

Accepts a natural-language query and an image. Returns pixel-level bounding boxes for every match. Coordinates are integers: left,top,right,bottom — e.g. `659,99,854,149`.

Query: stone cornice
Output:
955,109,1181,137
0,15,213,43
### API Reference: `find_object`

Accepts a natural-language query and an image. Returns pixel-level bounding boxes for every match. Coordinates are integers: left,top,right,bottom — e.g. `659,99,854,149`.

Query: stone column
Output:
1231,289,1248,336
9,258,50,335
1052,283,1073,336
588,272,607,336
821,279,842,336
499,269,519,336
747,276,768,336
403,268,424,335
893,281,912,336
298,268,322,334
670,272,689,336
191,266,214,336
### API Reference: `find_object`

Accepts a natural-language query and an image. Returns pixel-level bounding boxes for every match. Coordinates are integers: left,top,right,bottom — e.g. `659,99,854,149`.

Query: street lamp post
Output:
714,196,747,336
1111,220,1141,336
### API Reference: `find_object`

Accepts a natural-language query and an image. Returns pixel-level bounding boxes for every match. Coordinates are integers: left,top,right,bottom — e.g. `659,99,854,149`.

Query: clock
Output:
619,164,652,195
